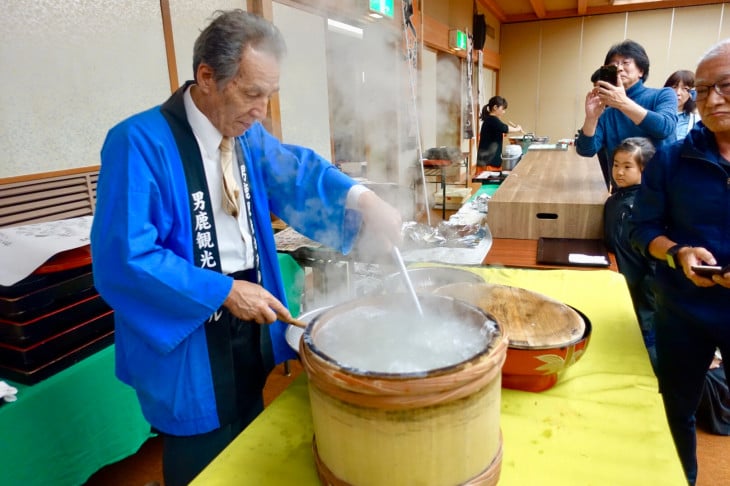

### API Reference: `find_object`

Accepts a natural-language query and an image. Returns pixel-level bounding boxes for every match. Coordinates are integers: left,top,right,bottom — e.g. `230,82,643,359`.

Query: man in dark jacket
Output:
630,39,730,486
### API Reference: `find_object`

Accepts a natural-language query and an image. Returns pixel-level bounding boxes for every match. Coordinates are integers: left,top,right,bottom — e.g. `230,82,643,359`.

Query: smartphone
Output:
691,264,730,278
597,65,619,86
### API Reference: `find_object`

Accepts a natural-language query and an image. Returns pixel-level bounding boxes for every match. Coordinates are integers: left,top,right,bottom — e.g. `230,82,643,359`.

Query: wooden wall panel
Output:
625,9,673,87
500,23,541,135
502,5,730,142
720,4,730,40
536,18,583,140
668,4,726,78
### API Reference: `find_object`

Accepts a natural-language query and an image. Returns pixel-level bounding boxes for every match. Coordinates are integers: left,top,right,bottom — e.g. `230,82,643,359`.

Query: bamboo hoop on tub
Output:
299,334,509,410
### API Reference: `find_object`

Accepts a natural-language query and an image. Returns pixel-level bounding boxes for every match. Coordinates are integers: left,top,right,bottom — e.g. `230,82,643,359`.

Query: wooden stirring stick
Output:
280,314,308,329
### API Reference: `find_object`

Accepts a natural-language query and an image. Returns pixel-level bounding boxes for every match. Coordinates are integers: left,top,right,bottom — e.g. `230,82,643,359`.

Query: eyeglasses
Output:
695,79,730,100
608,59,633,69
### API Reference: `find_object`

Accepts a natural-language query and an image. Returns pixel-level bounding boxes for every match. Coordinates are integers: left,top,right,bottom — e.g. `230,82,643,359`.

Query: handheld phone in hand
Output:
691,264,730,278
597,65,619,86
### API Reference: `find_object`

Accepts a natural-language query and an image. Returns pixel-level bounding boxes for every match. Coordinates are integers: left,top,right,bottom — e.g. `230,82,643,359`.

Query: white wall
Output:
420,48,438,152
0,0,251,179
1,0,170,178
272,3,333,160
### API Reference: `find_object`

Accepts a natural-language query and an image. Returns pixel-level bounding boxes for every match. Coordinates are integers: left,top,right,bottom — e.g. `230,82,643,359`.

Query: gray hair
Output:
192,9,287,87
698,38,730,66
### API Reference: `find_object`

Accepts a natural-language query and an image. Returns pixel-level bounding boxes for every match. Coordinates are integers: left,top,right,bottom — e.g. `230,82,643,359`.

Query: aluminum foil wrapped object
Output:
471,193,490,213
402,221,488,249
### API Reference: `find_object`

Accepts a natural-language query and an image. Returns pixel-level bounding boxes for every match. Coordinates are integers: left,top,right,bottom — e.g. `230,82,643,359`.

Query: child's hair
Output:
612,137,656,170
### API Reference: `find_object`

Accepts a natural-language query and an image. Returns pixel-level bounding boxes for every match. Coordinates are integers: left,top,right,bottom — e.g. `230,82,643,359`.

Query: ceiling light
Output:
327,19,364,39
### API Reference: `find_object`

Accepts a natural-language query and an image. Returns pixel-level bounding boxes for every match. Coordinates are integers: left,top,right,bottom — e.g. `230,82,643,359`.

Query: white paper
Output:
568,253,609,265
0,216,92,286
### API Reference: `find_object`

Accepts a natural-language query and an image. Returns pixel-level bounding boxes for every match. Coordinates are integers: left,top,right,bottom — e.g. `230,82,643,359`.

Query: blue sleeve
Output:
246,125,360,254
637,87,677,142
576,125,602,157
91,112,233,355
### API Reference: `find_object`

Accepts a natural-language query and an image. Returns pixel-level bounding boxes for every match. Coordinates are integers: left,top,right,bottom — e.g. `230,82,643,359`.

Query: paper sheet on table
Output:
569,253,609,265
0,216,92,287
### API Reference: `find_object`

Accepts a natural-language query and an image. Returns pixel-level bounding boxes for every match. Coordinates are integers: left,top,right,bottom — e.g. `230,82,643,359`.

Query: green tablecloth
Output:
0,253,304,486
469,182,501,201
192,266,686,486
0,345,152,485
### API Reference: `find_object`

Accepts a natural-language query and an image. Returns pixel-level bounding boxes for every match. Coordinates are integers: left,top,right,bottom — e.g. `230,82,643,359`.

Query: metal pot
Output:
284,306,331,354
383,266,485,295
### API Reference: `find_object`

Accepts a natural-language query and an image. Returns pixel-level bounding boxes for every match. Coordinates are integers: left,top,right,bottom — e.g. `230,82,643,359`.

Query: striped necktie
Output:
219,136,240,217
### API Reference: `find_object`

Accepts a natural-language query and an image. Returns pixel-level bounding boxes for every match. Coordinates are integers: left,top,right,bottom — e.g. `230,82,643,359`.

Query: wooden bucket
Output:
299,294,509,486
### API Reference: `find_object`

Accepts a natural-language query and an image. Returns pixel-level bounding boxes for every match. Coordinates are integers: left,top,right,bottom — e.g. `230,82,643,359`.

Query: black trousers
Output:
161,397,263,485
161,269,273,486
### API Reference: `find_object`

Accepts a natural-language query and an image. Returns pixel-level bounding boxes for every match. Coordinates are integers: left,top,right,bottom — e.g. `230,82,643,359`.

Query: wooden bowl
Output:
433,282,591,392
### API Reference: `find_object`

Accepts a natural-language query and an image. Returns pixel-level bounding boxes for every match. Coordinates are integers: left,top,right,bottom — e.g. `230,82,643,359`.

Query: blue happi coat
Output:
91,87,361,435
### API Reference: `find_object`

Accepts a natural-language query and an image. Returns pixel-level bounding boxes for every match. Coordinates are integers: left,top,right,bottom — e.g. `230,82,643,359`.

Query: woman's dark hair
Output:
664,70,697,114
481,96,508,120
604,40,650,82
612,137,656,170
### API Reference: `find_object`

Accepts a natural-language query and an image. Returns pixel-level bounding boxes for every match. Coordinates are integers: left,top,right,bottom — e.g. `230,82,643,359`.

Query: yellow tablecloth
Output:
192,267,686,485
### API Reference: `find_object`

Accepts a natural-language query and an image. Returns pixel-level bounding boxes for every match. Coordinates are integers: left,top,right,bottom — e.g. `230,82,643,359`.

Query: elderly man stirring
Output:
90,10,402,485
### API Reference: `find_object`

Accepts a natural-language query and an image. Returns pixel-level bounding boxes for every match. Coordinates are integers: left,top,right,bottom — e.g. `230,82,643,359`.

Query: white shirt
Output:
183,86,254,274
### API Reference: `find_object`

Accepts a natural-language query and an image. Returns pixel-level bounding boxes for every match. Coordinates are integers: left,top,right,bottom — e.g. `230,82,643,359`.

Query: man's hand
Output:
357,190,403,252
594,80,648,125
223,280,293,324
594,80,628,109
681,246,721,288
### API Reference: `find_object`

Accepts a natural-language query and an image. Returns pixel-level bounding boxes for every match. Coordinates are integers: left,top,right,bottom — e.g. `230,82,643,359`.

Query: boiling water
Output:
312,305,497,374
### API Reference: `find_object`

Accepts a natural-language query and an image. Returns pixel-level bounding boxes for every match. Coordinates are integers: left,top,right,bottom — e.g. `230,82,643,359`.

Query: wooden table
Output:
484,237,618,272
191,267,685,486
487,148,608,239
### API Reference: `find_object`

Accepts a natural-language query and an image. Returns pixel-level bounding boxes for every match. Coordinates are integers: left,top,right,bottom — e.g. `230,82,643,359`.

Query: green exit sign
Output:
449,30,467,50
369,0,394,18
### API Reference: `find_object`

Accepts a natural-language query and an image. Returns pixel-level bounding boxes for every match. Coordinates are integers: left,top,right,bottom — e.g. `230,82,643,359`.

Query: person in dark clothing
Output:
629,39,730,485
477,96,522,170
603,137,657,369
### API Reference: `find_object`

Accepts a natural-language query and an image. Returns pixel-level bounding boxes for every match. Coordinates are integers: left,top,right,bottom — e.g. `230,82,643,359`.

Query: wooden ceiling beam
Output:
530,0,547,18
477,0,507,23
503,0,726,23
577,0,588,16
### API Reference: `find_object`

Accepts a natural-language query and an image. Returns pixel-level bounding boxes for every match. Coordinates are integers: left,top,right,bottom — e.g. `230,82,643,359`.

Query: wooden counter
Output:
487,148,608,239
484,237,618,272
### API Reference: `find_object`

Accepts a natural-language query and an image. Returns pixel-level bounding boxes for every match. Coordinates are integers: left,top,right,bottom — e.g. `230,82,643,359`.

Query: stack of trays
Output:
0,247,114,384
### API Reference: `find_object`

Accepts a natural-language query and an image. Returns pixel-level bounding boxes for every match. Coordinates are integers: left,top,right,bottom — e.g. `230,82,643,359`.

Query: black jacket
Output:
604,184,656,335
